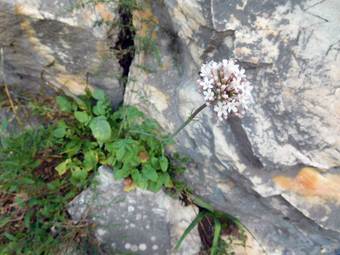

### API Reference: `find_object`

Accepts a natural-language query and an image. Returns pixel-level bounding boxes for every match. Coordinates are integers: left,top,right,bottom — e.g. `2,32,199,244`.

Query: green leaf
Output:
142,165,158,182
116,146,126,161
55,159,71,175
71,167,88,182
74,111,90,124
56,96,72,112
0,217,11,228
176,211,208,250
114,168,130,180
160,156,169,172
92,89,106,101
160,173,173,188
192,196,215,212
211,218,222,255
93,101,108,116
89,116,112,142
53,127,66,138
148,179,163,192
83,150,97,171
131,169,148,189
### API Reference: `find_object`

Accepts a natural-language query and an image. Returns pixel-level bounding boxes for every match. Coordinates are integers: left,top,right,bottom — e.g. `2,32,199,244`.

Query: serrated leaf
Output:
142,165,158,182
160,156,169,172
56,96,72,112
74,111,90,124
89,116,112,142
55,159,71,175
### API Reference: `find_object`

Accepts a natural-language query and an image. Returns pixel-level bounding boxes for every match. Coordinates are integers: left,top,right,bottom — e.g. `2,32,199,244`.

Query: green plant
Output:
0,127,91,254
176,195,247,255
54,89,184,192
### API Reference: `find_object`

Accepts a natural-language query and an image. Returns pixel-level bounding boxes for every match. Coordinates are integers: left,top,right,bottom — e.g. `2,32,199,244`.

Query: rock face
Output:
0,0,123,106
68,166,201,255
125,0,340,254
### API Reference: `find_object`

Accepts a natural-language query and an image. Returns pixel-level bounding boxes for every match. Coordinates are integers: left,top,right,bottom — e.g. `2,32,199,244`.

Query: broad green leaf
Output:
116,146,126,161
131,169,148,189
56,96,72,112
93,101,108,116
160,173,173,188
53,122,67,138
74,111,90,124
142,165,158,182
92,89,106,101
53,127,66,138
148,179,163,192
114,168,130,180
89,116,112,142
83,150,97,171
71,167,88,181
160,156,169,172
55,159,71,175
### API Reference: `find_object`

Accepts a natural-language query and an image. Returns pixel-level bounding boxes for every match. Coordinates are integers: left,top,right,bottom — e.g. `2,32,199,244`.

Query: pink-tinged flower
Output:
197,59,252,120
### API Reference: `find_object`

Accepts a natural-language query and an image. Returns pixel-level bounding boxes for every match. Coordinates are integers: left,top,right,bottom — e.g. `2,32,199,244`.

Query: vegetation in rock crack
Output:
176,195,247,255
0,86,189,253
54,89,187,192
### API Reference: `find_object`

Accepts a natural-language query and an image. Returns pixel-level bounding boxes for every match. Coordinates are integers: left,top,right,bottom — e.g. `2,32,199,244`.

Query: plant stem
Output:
170,103,207,139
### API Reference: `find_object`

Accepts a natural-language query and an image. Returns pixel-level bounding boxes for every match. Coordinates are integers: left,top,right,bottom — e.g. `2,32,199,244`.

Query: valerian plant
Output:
171,59,252,138
54,89,183,192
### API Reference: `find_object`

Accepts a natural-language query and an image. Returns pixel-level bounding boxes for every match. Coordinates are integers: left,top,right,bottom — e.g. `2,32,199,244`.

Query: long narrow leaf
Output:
211,217,222,255
192,195,214,212
175,211,208,250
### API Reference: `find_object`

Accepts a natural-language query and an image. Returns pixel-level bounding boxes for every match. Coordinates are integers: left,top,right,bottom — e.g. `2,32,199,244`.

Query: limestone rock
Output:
124,0,340,254
68,166,201,255
0,0,123,106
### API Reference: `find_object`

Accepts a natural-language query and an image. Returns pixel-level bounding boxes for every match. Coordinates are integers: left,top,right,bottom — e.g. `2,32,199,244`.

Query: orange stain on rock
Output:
133,8,158,39
274,167,340,202
95,3,113,22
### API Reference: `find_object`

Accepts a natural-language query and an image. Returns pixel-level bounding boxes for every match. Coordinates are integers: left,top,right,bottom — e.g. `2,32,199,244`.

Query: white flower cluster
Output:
197,59,252,120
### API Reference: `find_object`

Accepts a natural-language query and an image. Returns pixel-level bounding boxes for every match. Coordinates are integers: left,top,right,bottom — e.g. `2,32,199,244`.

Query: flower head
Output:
198,59,252,120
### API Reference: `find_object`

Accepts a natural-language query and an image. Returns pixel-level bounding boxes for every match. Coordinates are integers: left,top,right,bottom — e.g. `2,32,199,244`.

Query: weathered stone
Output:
0,0,123,106
68,166,201,255
125,0,340,254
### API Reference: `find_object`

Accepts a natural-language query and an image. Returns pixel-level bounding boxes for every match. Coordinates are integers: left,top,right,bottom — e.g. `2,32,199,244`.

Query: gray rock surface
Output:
0,0,123,106
68,166,201,255
124,0,340,254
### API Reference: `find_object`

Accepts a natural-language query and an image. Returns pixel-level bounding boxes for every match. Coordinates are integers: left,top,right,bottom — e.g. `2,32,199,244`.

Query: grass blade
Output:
175,211,208,250
211,217,222,255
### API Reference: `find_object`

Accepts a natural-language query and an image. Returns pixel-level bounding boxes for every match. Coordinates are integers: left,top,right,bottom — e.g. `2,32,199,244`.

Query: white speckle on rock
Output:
124,243,131,250
136,213,142,220
152,244,159,250
151,236,156,242
128,206,135,212
97,228,106,236
145,224,150,229
139,243,147,251
129,223,136,228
